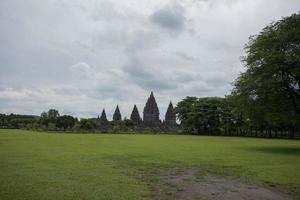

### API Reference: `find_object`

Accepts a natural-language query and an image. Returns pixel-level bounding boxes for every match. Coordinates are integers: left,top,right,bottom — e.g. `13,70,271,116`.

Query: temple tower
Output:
100,109,107,121
164,101,176,126
130,105,141,124
143,92,160,126
113,105,122,121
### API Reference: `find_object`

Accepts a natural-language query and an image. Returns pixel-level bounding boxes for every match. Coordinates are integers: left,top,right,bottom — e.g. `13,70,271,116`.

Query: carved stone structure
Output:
98,108,110,132
100,109,107,121
113,105,121,121
98,92,180,132
130,105,141,124
164,101,176,127
143,92,161,126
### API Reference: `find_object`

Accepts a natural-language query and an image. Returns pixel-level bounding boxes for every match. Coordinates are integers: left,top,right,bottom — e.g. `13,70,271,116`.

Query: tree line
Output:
0,110,79,131
0,109,139,132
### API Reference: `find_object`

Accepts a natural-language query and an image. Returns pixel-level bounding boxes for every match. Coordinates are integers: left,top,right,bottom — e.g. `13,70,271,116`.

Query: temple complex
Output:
99,92,178,131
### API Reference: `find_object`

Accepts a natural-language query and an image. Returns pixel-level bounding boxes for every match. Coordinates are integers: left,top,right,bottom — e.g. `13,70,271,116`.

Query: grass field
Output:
0,129,299,199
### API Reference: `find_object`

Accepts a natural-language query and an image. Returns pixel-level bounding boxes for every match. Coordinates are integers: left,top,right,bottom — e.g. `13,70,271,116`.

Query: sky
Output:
0,0,299,119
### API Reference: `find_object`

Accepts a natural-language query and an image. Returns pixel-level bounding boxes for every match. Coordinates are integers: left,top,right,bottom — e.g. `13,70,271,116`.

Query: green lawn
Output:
0,129,299,199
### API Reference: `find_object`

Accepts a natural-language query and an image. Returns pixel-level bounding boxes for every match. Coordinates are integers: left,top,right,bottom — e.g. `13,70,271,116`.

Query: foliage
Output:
56,115,77,130
0,113,38,129
230,12,300,135
175,97,241,134
79,118,97,130
124,119,134,127
48,109,60,123
39,109,60,127
39,112,49,126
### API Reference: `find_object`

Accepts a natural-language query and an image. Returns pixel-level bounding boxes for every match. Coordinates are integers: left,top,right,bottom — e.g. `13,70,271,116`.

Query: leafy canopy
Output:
230,13,300,128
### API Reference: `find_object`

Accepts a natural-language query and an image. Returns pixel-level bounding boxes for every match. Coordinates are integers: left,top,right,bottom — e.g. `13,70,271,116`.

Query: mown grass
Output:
0,129,299,199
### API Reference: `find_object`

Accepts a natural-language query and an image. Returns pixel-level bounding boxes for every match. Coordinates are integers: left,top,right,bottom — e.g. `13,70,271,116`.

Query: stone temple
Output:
164,101,176,127
113,105,121,121
143,92,161,126
130,105,141,125
99,92,177,130
100,109,107,122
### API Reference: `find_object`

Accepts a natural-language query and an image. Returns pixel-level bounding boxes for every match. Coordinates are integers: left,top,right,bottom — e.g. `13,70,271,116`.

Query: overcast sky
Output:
0,0,299,119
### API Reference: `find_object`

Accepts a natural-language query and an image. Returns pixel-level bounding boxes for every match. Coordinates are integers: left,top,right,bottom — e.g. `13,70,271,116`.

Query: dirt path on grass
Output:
148,167,292,200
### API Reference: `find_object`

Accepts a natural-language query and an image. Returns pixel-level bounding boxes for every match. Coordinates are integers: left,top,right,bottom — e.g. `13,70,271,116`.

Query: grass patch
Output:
0,129,299,199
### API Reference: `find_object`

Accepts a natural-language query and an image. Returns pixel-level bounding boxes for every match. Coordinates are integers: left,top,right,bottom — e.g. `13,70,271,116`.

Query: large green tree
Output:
231,13,300,135
175,97,239,134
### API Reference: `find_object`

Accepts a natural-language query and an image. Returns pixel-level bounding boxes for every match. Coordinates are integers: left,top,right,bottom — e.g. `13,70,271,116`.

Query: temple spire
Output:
143,92,160,126
100,109,107,121
113,105,122,121
130,104,141,124
150,91,154,97
165,101,176,126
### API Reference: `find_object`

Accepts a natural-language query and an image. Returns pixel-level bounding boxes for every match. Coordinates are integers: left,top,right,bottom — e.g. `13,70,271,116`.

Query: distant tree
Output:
175,97,238,134
39,109,60,127
79,118,96,130
0,114,7,127
0,113,38,129
124,119,134,127
56,115,76,130
39,112,49,126
47,109,60,123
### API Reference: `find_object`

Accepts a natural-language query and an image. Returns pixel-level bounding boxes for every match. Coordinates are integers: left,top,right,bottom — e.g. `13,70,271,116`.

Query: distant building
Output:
98,92,178,131
130,105,141,124
164,101,176,127
143,92,161,127
113,105,121,121
100,109,107,122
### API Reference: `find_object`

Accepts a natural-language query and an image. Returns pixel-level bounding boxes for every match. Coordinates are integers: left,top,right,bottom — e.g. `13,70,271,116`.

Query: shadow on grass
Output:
246,146,300,155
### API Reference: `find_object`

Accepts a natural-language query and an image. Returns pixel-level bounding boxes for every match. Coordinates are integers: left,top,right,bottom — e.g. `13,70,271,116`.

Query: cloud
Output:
0,87,40,100
52,86,81,96
70,62,94,79
123,56,175,90
150,1,186,33
172,51,196,61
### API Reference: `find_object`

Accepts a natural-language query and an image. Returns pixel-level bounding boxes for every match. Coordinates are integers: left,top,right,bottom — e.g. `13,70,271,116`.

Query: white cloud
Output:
70,62,94,79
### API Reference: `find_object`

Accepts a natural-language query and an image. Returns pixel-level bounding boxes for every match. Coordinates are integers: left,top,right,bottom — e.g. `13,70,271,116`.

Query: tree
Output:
175,97,197,124
231,13,300,137
79,119,96,130
0,113,39,129
39,112,49,126
47,109,60,123
175,97,239,134
0,114,6,127
39,109,60,127
56,115,76,130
